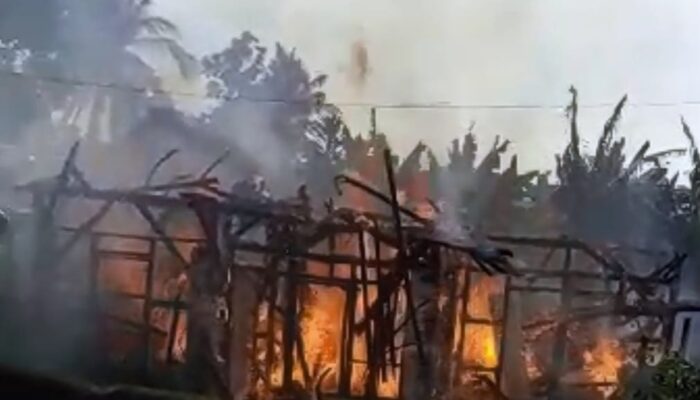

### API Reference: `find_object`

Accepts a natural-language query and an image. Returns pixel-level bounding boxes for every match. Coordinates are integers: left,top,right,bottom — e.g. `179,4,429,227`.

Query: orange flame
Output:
583,337,624,390
461,275,503,369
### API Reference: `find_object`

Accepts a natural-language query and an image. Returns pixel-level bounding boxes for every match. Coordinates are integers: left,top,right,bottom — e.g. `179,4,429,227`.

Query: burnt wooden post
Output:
453,265,472,386
87,232,102,364
264,257,280,390
357,230,377,397
88,233,100,313
338,260,356,396
31,192,50,300
383,149,425,362
141,238,156,373
282,224,301,390
663,275,682,353
32,142,80,310
548,245,573,399
328,233,336,277
679,317,693,357
636,336,650,368
438,251,458,391
166,295,183,364
496,275,512,389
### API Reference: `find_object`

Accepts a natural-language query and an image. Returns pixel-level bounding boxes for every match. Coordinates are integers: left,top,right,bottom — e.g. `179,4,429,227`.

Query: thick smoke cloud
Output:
157,0,700,176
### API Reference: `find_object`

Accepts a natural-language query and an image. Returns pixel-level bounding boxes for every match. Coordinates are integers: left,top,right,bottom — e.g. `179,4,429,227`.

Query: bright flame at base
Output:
577,336,625,398
583,337,624,386
462,276,503,369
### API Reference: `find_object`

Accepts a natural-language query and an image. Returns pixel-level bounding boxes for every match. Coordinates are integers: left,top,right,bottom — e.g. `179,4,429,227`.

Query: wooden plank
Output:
282,255,300,389
134,203,189,269
679,317,693,357
142,239,156,372
98,249,153,262
548,247,573,399
383,148,425,365
54,199,118,264
166,295,184,364
264,256,280,391
357,230,377,396
495,276,511,389
453,267,471,386
339,269,356,396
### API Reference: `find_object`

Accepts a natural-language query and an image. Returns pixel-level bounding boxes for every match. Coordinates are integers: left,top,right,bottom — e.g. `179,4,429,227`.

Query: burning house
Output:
1,141,699,400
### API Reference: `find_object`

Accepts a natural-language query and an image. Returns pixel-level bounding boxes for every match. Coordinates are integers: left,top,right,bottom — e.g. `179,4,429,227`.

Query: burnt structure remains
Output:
4,143,700,400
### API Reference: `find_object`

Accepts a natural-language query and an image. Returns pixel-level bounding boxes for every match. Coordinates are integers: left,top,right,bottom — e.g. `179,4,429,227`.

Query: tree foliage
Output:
0,0,195,142
613,354,700,400
553,87,674,246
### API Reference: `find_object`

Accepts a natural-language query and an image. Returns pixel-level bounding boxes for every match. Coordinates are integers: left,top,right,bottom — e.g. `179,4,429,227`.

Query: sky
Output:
155,0,700,177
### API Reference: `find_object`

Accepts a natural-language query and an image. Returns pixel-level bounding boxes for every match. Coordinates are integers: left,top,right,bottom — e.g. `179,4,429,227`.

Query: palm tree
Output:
553,87,675,247
52,0,196,141
427,124,547,234
201,32,327,194
302,103,351,200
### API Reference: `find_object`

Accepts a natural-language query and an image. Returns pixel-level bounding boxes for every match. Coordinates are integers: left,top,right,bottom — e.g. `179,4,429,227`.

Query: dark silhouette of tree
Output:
553,87,673,247
0,0,194,141
201,32,327,192
55,0,195,140
302,104,351,199
426,124,546,234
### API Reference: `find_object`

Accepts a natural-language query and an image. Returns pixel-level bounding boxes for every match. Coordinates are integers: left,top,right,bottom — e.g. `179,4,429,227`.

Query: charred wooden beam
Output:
61,227,203,243
548,246,572,399
338,264,356,396
679,317,693,357
54,199,118,264
263,252,281,391
144,149,179,186
134,203,189,268
199,149,231,179
509,285,612,297
453,267,471,387
489,235,622,276
334,174,430,226
525,302,700,331
282,255,301,389
166,294,184,363
358,231,377,397
103,314,168,337
236,263,356,288
496,276,512,388
141,239,156,372
233,240,395,269
384,148,426,365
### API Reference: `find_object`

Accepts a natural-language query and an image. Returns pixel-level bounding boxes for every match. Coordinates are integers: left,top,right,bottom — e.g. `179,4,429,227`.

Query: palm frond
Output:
566,86,581,161
309,74,328,89
397,141,427,184
669,172,679,187
594,94,627,170
620,140,650,179
136,37,198,79
140,16,180,38
681,116,700,164
644,148,687,161
680,117,700,211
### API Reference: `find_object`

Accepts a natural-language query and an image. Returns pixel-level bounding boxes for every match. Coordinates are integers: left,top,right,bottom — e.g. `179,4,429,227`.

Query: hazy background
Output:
156,0,700,178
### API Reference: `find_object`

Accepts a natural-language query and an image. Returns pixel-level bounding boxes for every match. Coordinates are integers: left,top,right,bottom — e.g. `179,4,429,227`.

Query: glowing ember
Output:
522,346,542,380
583,337,624,386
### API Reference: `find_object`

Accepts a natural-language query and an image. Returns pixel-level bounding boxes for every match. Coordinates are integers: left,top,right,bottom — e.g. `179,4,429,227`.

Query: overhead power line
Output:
2,68,700,111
